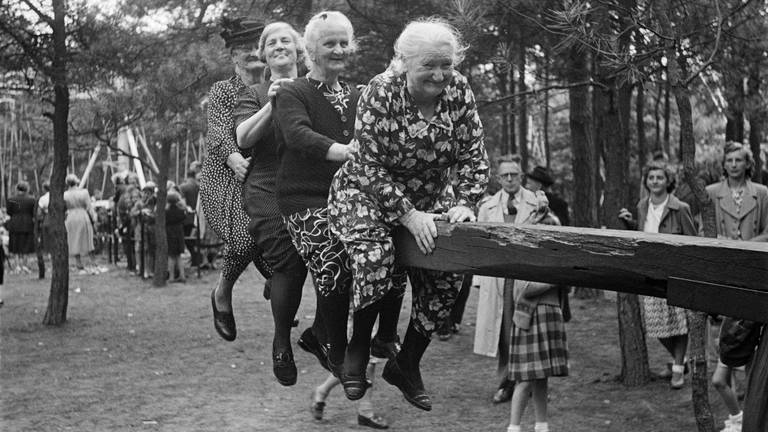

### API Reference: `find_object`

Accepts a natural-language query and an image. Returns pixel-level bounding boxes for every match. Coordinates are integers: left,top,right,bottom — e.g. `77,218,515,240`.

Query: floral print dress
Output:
328,69,489,335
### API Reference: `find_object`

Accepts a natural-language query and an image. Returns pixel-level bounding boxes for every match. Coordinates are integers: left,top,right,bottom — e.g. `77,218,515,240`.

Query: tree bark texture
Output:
617,292,650,385
655,2,715,429
567,46,598,228
725,80,745,143
43,0,70,326
747,59,764,184
151,137,172,287
518,40,528,169
636,83,647,171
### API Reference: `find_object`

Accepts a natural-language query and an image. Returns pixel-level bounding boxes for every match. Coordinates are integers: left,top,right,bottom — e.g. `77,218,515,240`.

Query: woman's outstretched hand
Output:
400,209,441,255
446,205,476,223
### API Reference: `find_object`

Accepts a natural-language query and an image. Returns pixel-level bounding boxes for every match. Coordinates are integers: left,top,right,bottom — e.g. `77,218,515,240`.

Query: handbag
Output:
719,317,763,367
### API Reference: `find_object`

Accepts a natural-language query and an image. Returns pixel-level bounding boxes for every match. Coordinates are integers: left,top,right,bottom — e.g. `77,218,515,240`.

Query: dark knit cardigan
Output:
274,77,359,216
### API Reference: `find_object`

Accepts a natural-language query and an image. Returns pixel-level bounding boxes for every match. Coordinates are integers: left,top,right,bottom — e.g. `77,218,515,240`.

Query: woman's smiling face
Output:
405,41,454,101
310,23,351,75
263,28,298,70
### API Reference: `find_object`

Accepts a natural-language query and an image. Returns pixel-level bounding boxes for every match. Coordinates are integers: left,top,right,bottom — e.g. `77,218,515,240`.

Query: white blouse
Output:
643,195,669,233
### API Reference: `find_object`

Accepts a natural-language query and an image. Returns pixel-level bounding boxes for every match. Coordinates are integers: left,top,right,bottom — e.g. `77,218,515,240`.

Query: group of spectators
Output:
112,164,209,281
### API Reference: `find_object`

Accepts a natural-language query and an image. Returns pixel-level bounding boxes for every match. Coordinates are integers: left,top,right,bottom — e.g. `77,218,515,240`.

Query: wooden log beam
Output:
393,222,768,321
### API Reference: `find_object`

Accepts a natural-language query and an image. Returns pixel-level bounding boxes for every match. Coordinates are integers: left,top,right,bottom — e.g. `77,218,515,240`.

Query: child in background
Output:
506,213,568,432
165,191,187,282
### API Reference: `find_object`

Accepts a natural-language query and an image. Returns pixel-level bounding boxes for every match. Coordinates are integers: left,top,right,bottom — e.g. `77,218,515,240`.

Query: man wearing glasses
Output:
473,155,547,404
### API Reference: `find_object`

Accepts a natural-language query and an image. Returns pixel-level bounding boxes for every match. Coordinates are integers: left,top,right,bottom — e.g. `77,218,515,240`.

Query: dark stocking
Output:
270,263,307,351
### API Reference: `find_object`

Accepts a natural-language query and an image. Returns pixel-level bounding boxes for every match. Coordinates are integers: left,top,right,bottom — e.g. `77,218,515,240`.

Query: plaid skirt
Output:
509,304,569,381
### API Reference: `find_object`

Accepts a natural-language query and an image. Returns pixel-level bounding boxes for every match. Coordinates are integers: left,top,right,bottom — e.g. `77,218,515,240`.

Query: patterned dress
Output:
199,76,272,282
328,69,489,336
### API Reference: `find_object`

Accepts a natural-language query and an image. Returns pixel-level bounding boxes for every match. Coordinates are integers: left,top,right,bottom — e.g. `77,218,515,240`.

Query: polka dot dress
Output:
199,75,272,281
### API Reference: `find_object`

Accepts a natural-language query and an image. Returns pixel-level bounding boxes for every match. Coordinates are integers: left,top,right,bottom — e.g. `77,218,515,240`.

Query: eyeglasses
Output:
498,173,520,180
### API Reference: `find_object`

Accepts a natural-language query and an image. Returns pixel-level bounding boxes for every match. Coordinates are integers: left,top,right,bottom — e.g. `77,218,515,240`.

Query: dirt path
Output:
1,262,734,431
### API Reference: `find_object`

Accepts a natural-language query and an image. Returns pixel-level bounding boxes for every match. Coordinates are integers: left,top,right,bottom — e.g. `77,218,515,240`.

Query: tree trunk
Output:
654,81,662,153
617,292,650,385
655,1,715,430
43,0,70,326
603,3,649,385
568,47,597,228
747,59,764,184
663,77,671,158
637,83,647,170
543,49,550,168
518,40,528,169
568,45,601,300
152,137,172,287
499,69,511,155
725,80,745,143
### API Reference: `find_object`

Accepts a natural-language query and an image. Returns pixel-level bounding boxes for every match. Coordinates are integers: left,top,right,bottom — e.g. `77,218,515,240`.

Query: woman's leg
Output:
509,380,532,427
531,378,548,424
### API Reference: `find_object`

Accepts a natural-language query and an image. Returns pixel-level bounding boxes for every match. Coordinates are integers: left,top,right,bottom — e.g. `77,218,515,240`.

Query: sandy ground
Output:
0,259,736,431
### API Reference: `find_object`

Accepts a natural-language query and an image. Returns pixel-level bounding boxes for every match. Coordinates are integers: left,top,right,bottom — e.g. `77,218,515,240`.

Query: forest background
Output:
1,1,767,430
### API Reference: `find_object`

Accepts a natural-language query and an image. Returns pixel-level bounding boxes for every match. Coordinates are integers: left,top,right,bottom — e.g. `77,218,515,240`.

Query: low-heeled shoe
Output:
358,414,389,429
273,349,297,386
297,328,330,372
370,336,401,362
211,289,236,341
340,372,370,401
382,359,432,411
492,380,514,404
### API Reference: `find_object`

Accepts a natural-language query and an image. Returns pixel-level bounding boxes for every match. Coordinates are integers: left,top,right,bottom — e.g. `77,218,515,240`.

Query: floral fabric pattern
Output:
328,69,489,333
285,207,351,297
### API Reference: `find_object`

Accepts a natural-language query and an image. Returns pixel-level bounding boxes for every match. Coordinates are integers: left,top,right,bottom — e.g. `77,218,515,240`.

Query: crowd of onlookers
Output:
0,160,215,280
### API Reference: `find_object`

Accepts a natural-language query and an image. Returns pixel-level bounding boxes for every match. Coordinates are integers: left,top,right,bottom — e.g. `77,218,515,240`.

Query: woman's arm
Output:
274,84,344,161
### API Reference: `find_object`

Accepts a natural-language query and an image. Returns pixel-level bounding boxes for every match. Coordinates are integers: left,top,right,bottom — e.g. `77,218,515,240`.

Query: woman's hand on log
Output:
400,209,440,255
446,205,476,223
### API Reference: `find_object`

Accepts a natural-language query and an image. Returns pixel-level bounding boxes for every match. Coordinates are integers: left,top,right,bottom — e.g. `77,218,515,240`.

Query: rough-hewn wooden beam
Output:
393,222,768,321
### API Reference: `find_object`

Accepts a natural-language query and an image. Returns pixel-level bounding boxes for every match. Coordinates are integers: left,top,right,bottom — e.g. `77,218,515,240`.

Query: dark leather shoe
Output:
297,328,330,372
273,349,297,386
370,335,400,362
310,399,325,421
211,289,236,341
492,380,514,404
340,372,370,401
358,414,389,429
382,359,431,411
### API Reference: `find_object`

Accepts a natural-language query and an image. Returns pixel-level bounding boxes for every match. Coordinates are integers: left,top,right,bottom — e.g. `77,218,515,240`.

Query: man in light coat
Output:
473,156,547,403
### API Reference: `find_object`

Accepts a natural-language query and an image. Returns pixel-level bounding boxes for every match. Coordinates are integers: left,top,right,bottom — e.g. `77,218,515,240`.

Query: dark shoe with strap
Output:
358,414,389,429
273,348,297,386
492,379,514,404
297,327,330,372
370,335,401,362
382,358,432,411
210,289,236,341
340,372,370,401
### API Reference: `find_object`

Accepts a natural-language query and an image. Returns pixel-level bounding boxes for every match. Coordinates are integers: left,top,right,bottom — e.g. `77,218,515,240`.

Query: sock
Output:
671,364,685,374
506,425,521,432
729,411,743,422
535,422,549,432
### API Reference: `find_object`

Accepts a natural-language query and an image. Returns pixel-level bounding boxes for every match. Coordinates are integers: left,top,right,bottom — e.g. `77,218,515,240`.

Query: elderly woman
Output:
200,17,273,342
63,174,95,271
618,160,697,389
232,21,308,386
328,18,490,411
272,10,359,389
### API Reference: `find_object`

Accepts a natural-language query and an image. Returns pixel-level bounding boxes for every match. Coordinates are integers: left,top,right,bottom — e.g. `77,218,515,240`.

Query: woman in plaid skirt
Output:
506,215,568,432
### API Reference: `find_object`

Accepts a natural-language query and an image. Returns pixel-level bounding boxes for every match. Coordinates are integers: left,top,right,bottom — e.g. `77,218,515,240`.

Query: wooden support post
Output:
393,222,768,321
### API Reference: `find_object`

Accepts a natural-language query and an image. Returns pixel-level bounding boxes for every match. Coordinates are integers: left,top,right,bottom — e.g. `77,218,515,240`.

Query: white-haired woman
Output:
328,18,489,411
271,10,361,392
233,21,309,386
63,174,95,271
